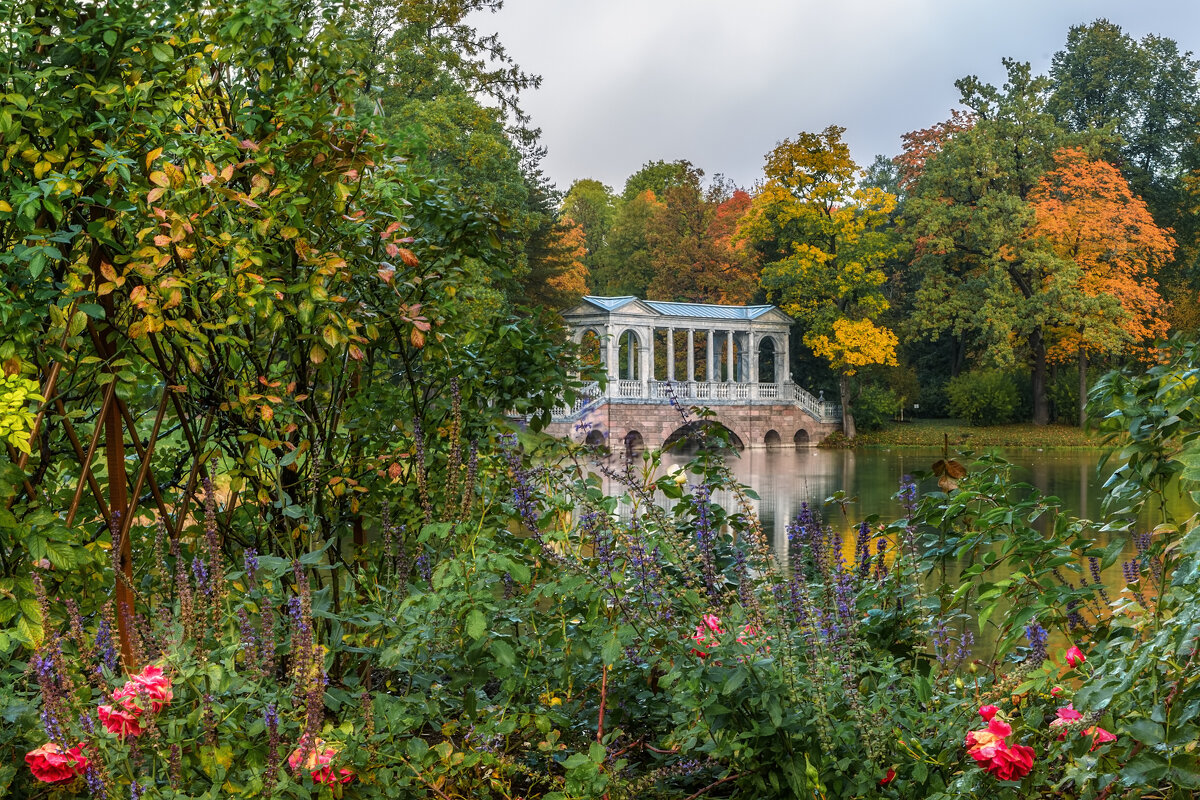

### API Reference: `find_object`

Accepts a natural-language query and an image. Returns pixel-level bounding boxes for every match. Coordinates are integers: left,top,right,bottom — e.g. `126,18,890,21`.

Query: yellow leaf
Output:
145,147,163,170
149,171,170,188
33,160,50,179
0,200,11,212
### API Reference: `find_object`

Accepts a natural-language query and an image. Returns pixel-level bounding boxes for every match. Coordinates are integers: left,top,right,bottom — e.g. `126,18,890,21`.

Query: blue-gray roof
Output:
581,295,640,311
580,295,781,321
644,300,778,320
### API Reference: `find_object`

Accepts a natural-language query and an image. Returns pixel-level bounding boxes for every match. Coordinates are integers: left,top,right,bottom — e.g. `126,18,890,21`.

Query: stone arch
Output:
757,336,779,383
617,329,642,380
793,429,811,448
578,329,603,371
764,429,782,448
664,420,745,453
584,428,606,448
623,430,645,455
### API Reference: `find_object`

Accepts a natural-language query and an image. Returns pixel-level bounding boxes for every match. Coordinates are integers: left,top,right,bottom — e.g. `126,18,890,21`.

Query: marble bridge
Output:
542,296,842,450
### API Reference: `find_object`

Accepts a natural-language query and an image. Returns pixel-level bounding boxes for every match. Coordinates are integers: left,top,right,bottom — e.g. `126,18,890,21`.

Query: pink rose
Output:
1049,705,1084,739
1065,645,1086,668
97,664,172,737
128,664,173,712
978,705,999,722
1086,726,1116,751
98,701,144,737
289,738,354,786
966,718,1035,781
25,742,89,784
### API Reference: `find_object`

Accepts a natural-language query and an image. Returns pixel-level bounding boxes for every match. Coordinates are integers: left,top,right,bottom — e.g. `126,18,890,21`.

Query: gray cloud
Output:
477,0,1200,193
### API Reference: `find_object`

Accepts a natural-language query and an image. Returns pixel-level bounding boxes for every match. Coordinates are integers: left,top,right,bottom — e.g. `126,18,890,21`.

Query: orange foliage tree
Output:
894,110,976,192
1029,147,1175,422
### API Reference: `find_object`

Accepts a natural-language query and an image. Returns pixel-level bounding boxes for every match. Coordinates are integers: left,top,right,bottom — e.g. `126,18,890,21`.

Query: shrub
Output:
946,369,1024,425
852,383,901,431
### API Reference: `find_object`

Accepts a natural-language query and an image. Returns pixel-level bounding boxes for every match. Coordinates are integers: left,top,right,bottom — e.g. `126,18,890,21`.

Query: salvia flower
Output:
1024,622,1048,665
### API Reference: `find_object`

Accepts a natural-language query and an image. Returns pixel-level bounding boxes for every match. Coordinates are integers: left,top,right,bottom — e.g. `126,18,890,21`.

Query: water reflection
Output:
605,445,1195,576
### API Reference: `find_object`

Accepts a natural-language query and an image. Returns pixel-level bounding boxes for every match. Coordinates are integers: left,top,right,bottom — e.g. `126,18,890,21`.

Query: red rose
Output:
1065,645,1086,668
878,767,896,786
978,704,999,722
26,742,89,784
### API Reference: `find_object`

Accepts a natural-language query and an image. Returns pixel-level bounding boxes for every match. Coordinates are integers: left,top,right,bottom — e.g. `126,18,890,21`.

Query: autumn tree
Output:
1048,19,1200,293
524,217,590,308
741,126,899,438
637,166,758,304
904,59,1088,425
1029,148,1174,423
561,178,615,275
893,110,976,192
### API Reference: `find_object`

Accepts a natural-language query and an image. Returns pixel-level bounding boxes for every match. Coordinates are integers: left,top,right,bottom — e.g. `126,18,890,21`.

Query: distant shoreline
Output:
848,419,1102,449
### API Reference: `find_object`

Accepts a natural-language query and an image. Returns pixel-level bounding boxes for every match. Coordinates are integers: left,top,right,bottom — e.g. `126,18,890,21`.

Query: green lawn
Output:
852,418,1102,448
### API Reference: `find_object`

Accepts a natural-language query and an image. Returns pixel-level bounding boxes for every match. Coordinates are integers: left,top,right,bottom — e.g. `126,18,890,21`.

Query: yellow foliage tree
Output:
740,126,900,437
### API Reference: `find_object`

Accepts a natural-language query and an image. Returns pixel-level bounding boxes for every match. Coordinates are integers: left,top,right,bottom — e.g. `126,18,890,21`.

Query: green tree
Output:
622,159,701,201
741,126,899,438
905,59,1092,425
561,178,615,271
1048,19,1200,279
591,190,662,296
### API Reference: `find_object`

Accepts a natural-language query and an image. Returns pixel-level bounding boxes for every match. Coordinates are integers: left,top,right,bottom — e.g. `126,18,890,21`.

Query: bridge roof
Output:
578,295,784,321
643,300,778,320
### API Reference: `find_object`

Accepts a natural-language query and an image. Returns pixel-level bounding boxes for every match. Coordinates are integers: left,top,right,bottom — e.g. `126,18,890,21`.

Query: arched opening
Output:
579,329,602,371
623,430,645,455
764,430,782,448
757,337,777,383
584,429,606,448
664,421,745,454
793,429,811,448
618,330,641,380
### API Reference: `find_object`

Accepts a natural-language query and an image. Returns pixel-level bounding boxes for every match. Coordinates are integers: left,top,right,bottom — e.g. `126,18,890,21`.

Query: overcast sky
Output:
473,0,1200,195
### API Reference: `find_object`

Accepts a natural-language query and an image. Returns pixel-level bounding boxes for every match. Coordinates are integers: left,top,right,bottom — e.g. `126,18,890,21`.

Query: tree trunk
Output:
93,253,135,670
1078,345,1088,428
1030,326,1049,426
840,373,856,440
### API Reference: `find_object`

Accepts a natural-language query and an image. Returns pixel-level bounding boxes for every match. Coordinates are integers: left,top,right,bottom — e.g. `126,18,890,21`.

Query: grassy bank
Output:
852,418,1102,448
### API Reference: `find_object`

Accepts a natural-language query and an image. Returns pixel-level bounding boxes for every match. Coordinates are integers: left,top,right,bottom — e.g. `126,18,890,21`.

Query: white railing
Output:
545,379,842,422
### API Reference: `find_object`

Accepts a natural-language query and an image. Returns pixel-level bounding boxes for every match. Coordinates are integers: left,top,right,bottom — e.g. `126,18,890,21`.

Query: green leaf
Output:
1124,718,1165,746
150,43,174,62
465,609,486,640
491,638,515,667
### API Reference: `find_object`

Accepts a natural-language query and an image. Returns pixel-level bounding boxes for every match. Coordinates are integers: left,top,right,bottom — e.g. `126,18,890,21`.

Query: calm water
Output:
619,446,1196,601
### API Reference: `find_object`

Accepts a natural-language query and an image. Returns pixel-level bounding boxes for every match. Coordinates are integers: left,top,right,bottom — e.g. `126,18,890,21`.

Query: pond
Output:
632,444,1197,655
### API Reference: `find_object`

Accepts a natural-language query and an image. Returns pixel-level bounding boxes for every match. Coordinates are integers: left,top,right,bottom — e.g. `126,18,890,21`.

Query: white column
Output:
639,326,652,389
781,333,790,384
687,329,695,384
749,332,758,384
725,331,734,382
706,331,714,381
625,331,634,379
605,325,618,384
666,326,675,381
648,327,656,383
